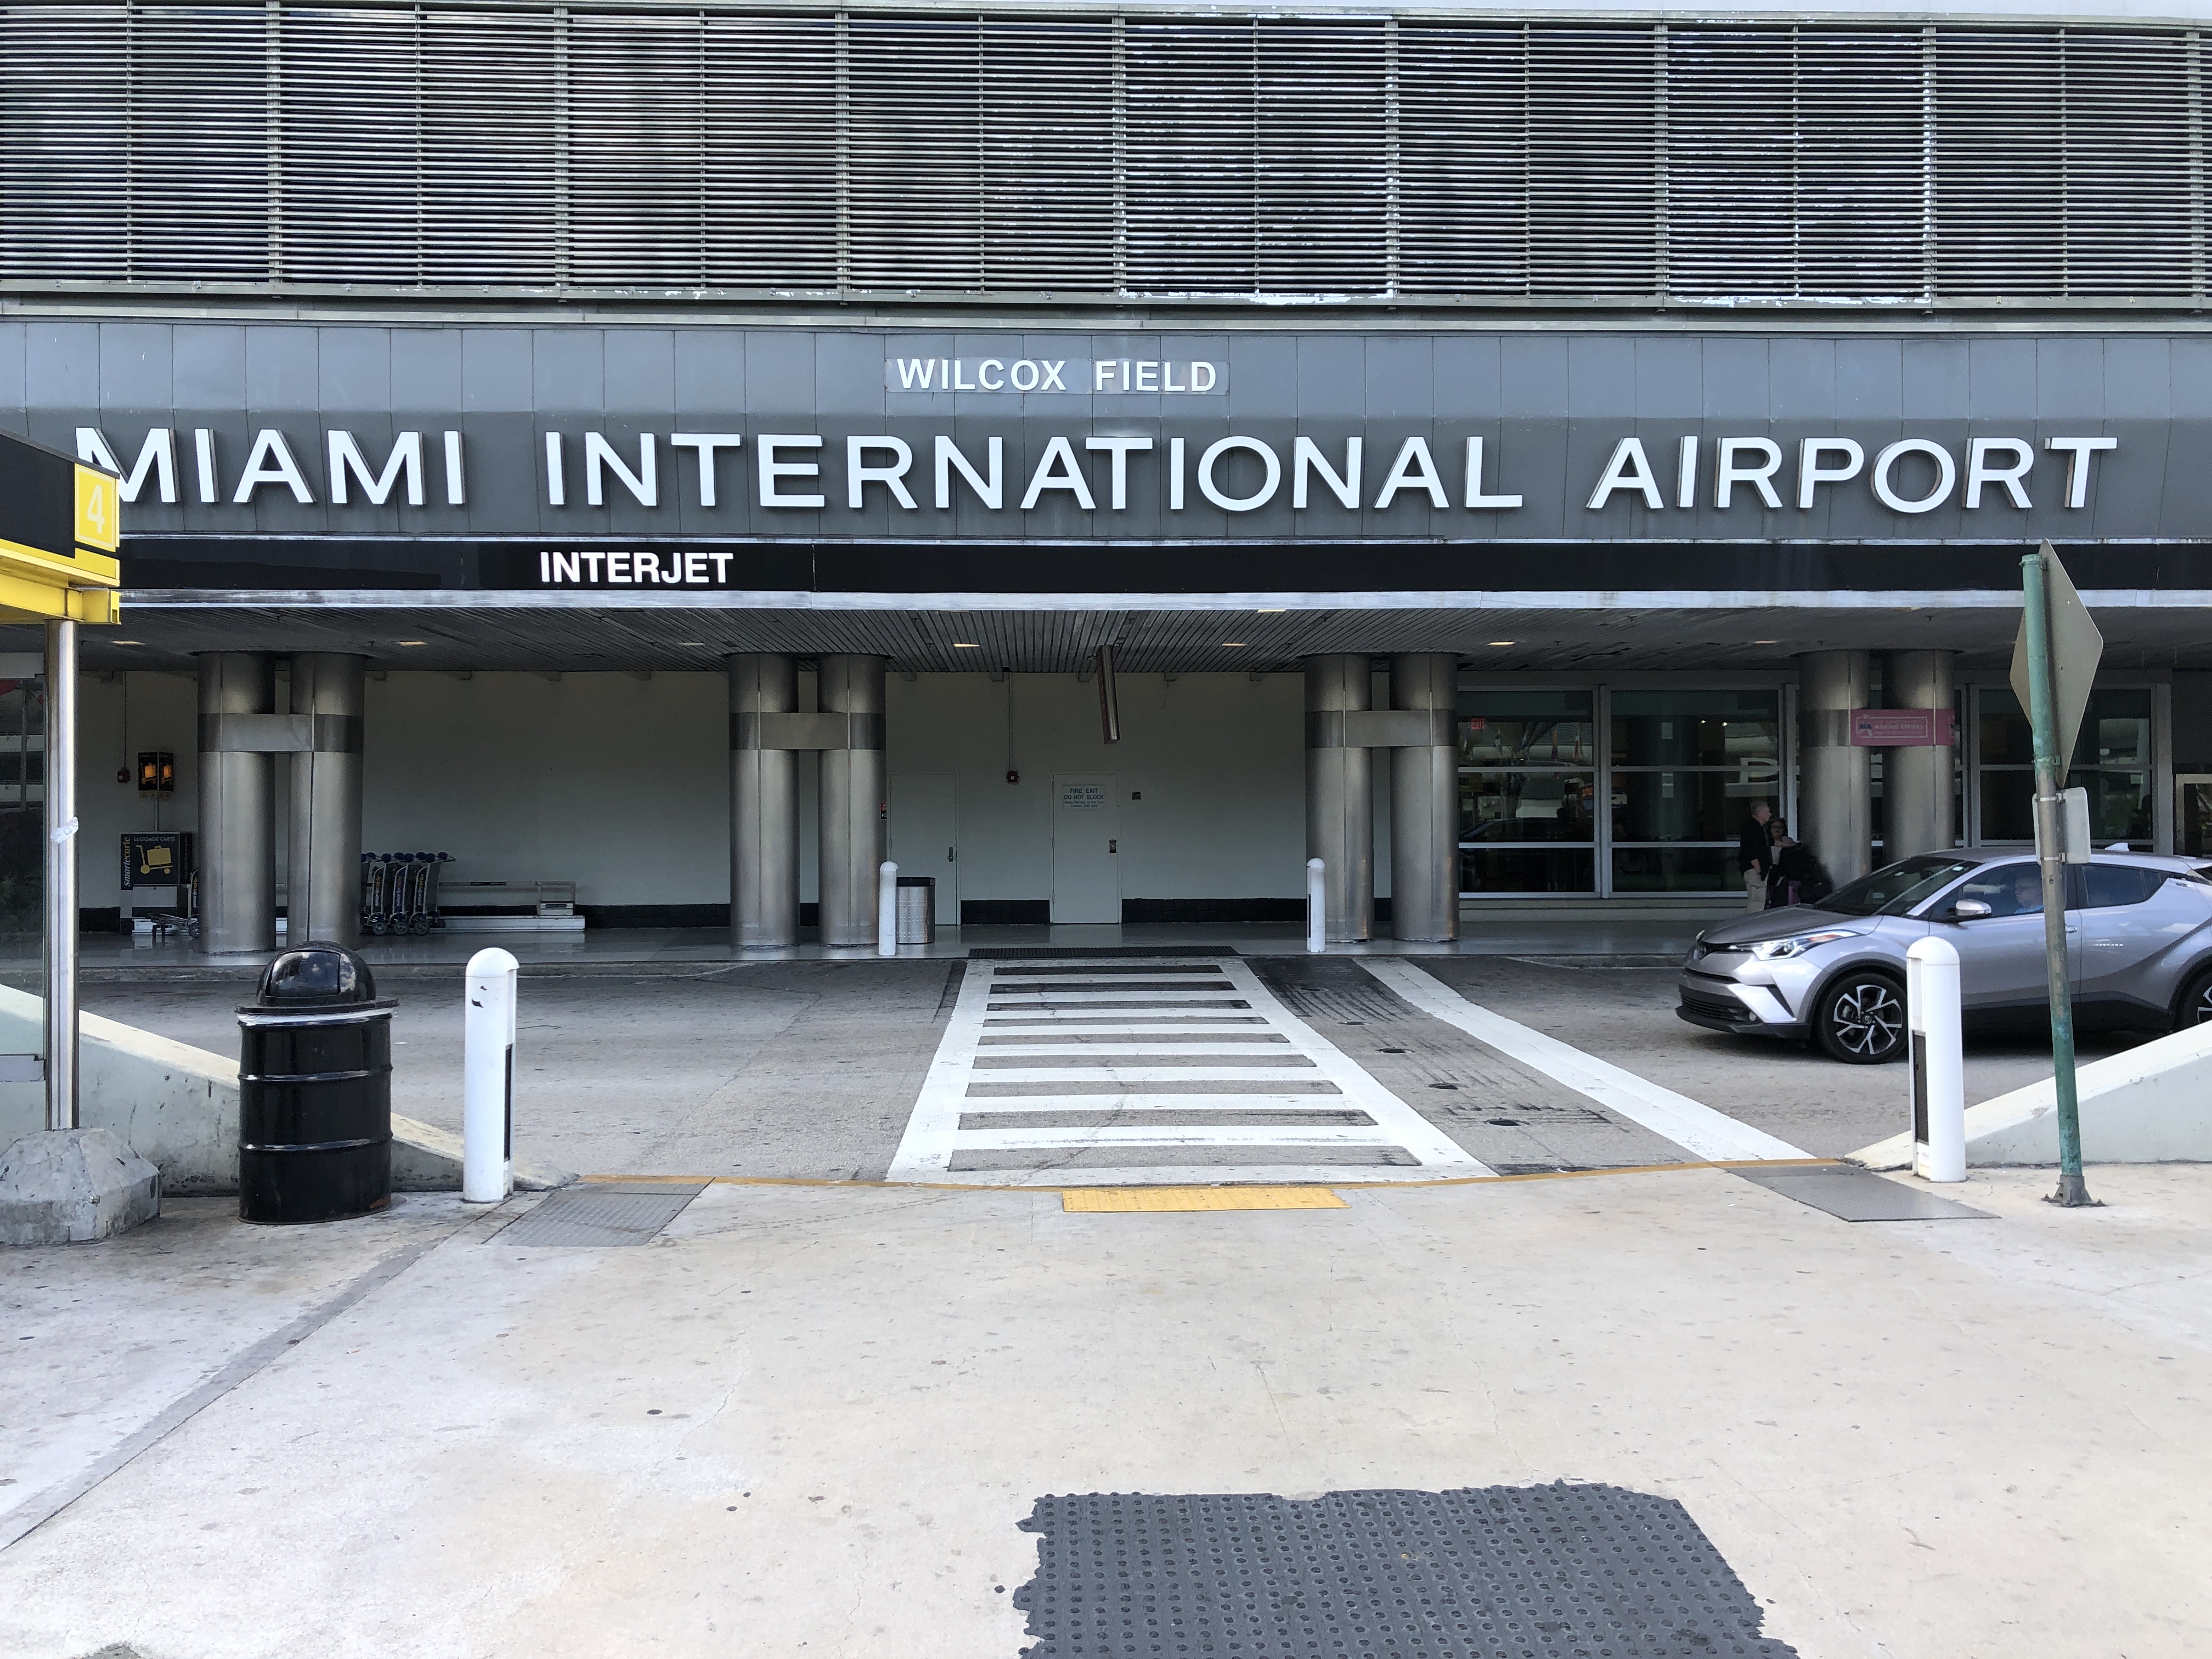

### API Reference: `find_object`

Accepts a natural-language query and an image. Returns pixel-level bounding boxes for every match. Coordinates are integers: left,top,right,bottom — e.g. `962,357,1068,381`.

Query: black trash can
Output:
237,941,398,1224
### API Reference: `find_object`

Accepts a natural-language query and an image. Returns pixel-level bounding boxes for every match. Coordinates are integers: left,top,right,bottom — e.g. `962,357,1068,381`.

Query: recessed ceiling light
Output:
396,640,427,646
678,640,708,647
1256,607,1286,614
1754,639,1781,645
1222,641,1246,648
1487,640,1515,647
112,640,141,645
952,641,980,648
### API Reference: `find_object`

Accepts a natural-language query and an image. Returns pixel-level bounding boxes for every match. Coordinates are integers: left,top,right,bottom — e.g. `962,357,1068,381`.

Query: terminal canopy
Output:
0,431,120,625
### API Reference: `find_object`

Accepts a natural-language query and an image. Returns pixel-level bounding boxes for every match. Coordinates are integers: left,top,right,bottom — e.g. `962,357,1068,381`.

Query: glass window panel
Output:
1610,845,1739,893
0,678,42,941
2083,690,2151,767
2074,770,2150,845
1460,847,1595,895
1611,771,1752,843
1979,769,2035,841
1951,861,2045,917
2084,865,2168,909
1457,690,1595,766
2181,775,2212,857
1978,768,2148,845
1460,772,1595,842
1609,689,1779,767
1979,686,2149,770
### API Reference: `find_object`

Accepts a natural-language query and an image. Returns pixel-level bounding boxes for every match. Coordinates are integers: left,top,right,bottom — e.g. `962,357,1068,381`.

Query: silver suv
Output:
1677,850,2212,1063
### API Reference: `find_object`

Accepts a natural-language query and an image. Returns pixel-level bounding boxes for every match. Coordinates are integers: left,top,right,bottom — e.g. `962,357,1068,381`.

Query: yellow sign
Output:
74,464,120,553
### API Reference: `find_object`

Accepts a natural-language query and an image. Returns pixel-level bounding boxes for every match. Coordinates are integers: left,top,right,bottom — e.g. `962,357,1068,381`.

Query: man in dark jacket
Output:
1739,799,1773,912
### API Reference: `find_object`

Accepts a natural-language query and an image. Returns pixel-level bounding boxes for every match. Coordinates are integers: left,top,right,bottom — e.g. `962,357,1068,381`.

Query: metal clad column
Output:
287,653,365,947
44,618,77,1129
1883,650,1956,862
1389,652,1459,943
197,652,276,955
817,654,887,947
1305,655,1373,944
1797,650,1873,886
729,653,799,947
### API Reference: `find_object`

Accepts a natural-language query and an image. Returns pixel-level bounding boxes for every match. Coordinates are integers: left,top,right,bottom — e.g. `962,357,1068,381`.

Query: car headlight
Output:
1749,930,1857,960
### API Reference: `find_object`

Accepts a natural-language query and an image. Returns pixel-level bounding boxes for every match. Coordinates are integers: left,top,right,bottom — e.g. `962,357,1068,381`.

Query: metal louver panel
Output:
0,1,2203,308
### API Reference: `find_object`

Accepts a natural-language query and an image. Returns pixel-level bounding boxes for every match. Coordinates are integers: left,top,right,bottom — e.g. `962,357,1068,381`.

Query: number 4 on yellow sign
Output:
74,464,120,554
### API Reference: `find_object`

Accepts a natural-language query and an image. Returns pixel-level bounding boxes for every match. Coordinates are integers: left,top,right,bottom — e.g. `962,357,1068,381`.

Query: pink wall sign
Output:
1849,708,1958,747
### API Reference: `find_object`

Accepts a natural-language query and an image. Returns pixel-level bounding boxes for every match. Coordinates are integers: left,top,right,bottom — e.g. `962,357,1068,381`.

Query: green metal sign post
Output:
2018,545,2096,1207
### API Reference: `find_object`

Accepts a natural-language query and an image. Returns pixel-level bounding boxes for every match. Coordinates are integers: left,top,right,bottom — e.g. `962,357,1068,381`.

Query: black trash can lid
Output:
240,941,396,1012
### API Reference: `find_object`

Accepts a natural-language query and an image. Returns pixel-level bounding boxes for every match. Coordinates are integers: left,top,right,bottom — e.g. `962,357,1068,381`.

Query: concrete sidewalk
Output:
4,1165,2207,1658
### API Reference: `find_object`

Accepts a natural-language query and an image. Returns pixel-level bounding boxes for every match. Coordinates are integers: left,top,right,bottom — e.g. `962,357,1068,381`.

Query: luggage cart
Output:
361,851,452,935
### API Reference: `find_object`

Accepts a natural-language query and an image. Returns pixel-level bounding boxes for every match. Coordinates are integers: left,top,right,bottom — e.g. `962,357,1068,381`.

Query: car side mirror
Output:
1947,898,1993,920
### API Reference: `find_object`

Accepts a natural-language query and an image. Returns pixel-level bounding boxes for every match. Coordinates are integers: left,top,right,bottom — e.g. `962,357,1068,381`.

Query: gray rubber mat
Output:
1733,1167,1993,1222
1014,1483,1799,1657
499,1183,706,1247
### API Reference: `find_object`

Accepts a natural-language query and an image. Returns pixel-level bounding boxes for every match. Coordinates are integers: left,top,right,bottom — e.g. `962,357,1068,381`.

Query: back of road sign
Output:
2009,541,2103,767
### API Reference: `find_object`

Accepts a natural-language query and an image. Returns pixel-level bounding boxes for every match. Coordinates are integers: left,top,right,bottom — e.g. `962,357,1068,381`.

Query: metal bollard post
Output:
1306,857,1326,954
877,861,899,957
463,947,518,1204
1907,935,1965,1183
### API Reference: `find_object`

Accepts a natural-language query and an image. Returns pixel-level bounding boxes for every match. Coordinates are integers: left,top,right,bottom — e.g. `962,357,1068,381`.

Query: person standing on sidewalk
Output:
1739,799,1774,912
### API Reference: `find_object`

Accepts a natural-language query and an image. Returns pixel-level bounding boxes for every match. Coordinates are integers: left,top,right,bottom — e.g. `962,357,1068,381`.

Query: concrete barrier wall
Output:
0,986,567,1194
1852,1018,2212,1169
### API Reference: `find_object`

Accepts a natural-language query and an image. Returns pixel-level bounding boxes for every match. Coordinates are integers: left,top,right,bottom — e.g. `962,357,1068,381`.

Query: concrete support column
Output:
817,654,887,947
1389,652,1460,943
196,652,276,955
729,653,800,948
1883,650,1957,862
1305,655,1373,943
1797,649,1873,886
287,653,364,948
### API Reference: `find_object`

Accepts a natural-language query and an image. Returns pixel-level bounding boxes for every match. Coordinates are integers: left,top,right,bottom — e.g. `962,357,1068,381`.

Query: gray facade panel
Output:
9,320,2198,563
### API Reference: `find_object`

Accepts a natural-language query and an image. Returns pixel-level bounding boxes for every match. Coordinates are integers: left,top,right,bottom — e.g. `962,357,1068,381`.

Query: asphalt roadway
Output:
77,951,2142,1180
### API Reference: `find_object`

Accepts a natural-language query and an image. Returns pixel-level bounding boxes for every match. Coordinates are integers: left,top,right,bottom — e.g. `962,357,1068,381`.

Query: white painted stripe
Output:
984,991,1249,1003
887,959,1001,1180
966,1066,1322,1085
932,1164,1430,1188
953,1125,1406,1150
962,1097,1362,1113
1357,958,1808,1163
974,1041,1295,1053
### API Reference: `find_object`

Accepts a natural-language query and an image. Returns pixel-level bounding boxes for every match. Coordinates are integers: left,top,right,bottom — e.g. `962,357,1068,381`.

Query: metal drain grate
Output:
1734,1167,1993,1222
499,1183,706,1248
1014,1484,1801,1658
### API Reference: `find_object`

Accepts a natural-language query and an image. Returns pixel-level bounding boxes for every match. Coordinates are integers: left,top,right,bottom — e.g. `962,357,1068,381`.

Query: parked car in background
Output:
1676,850,2212,1063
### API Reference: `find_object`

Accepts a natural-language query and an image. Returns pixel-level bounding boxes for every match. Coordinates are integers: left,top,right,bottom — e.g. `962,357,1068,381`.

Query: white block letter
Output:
758,435,826,509
232,430,315,504
1293,436,1361,510
934,435,1004,510
585,432,658,507
1463,436,1522,510
1198,437,1281,513
2045,436,2117,510
1020,436,1096,511
1965,438,2034,510
1086,436,1153,511
670,433,743,507
327,430,425,507
1797,438,1865,510
1715,438,1783,510
848,436,918,510
1585,438,1663,511
1872,439,1957,514
77,428,177,504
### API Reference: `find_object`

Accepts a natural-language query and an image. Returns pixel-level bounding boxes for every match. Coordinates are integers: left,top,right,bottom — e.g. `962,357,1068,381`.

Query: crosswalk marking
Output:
888,956,1493,1187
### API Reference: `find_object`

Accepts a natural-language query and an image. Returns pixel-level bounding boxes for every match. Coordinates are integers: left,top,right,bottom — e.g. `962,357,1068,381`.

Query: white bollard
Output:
462,947,519,1204
1907,935,1965,1183
1306,857,1327,953
878,861,899,957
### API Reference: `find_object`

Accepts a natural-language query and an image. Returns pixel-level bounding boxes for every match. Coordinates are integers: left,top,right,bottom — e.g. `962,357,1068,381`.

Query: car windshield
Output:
1816,855,1983,917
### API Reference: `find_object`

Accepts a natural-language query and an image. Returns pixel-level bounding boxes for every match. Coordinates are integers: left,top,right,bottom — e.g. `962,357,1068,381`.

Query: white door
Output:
1051,773,1121,923
888,772,960,926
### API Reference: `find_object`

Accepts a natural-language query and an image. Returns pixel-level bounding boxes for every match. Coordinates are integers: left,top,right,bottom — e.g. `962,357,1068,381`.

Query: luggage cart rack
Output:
360,851,454,936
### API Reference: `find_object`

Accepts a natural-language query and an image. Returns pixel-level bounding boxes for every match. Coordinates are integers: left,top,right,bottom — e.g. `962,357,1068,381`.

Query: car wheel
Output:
1815,971,1908,1064
2176,967,2212,1029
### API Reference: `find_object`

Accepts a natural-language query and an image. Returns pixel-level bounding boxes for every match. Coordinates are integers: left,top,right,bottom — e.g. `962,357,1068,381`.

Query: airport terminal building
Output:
2,0,2208,949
